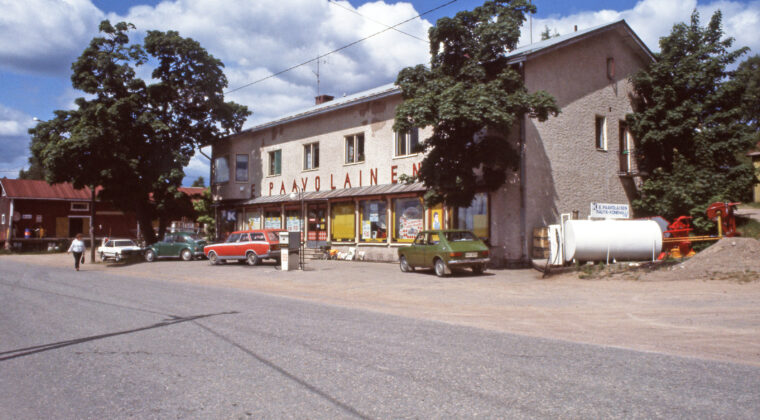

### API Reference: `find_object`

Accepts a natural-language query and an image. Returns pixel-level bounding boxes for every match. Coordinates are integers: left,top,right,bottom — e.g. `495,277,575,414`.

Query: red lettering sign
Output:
412,162,421,177
370,168,378,185
291,180,298,192
359,170,362,187
331,174,336,190
269,182,274,196
344,173,352,188
315,176,321,191
279,182,286,195
301,178,308,190
391,165,398,184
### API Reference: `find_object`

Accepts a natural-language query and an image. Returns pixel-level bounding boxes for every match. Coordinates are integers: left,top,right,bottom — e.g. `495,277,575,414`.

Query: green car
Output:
398,230,490,277
144,231,207,262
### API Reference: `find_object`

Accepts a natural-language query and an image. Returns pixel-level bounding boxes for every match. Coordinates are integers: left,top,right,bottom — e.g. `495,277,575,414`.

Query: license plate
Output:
465,252,477,258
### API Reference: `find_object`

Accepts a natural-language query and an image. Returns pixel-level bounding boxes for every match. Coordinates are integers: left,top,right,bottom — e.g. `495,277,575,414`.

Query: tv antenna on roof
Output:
312,53,329,96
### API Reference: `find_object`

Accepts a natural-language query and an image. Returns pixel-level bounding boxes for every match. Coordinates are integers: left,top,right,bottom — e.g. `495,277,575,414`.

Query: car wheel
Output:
145,250,156,262
246,252,259,266
208,251,219,265
399,255,414,272
274,257,281,266
434,258,448,277
114,253,122,263
472,264,485,275
180,248,192,261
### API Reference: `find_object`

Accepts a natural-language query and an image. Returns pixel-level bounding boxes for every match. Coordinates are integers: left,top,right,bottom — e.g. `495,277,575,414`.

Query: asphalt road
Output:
1,259,758,419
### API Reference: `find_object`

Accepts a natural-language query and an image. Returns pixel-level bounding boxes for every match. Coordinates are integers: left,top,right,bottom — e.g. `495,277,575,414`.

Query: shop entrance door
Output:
306,204,327,249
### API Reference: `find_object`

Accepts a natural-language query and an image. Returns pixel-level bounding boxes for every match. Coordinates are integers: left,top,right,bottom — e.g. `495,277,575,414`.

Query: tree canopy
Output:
29,21,249,243
625,10,754,232
393,0,559,208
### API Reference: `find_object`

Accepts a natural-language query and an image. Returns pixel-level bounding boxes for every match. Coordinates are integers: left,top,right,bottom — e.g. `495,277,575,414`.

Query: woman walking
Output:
67,233,86,271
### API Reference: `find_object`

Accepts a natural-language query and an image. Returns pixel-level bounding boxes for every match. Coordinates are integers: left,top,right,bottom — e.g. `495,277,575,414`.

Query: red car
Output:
204,229,282,266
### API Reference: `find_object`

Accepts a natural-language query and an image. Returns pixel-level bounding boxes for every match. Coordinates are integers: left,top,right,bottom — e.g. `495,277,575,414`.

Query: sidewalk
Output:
4,252,760,366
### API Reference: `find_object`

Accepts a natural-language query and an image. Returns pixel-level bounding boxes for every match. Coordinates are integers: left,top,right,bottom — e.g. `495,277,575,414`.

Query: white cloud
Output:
0,104,34,170
523,0,760,55
0,0,103,74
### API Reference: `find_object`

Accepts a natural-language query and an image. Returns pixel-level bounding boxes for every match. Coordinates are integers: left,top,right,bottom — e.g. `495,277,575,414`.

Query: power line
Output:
224,0,457,95
327,0,428,43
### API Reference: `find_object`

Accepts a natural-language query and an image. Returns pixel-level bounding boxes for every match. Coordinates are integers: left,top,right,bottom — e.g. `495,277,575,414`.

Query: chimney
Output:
315,94,334,105
574,25,578,32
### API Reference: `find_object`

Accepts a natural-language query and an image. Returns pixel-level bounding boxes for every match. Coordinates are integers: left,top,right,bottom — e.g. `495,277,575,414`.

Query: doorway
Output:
306,204,327,248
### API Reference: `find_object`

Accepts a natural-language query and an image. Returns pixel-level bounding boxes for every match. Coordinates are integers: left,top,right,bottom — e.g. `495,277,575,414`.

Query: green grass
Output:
736,216,760,239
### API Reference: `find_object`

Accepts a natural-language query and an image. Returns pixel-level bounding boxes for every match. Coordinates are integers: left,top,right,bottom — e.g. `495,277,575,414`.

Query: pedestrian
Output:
67,233,86,271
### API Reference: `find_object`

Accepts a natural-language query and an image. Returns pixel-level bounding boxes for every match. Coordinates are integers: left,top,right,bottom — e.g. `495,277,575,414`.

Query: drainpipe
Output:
5,198,13,250
518,62,528,266
90,186,96,261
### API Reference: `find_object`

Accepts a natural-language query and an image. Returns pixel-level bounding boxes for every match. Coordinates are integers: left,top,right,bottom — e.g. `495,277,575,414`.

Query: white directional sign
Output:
590,202,630,219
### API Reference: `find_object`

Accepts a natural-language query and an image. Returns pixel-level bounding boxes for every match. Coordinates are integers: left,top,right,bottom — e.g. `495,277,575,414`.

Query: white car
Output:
97,238,143,262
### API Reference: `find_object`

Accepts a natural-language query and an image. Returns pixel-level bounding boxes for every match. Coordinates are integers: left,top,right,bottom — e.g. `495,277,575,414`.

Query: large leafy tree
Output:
393,0,559,207
626,10,754,232
29,21,249,243
734,54,760,130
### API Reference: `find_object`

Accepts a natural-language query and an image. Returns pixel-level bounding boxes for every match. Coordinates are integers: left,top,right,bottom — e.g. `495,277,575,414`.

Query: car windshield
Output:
444,231,477,242
226,233,241,243
114,240,135,247
183,233,202,241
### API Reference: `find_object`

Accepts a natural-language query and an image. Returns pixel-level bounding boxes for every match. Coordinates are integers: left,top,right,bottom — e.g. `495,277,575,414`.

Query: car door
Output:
235,233,251,258
218,233,240,257
157,235,173,256
169,234,185,256
249,231,268,256
425,232,445,267
407,233,428,267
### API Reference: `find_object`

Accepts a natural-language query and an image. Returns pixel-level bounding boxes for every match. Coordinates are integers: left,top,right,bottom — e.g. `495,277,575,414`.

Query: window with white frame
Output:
303,142,319,170
345,133,365,164
595,116,607,150
619,121,633,173
71,202,89,211
395,128,419,157
269,150,282,176
235,154,249,182
213,156,230,183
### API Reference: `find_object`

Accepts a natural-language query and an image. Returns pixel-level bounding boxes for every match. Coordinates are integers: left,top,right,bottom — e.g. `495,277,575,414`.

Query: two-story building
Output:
210,20,654,266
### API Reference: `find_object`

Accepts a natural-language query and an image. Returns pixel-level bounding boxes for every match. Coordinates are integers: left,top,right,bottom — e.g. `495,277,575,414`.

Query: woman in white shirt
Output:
67,233,86,271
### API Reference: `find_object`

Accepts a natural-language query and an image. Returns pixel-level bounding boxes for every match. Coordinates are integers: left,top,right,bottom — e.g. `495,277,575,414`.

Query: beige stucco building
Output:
210,20,654,267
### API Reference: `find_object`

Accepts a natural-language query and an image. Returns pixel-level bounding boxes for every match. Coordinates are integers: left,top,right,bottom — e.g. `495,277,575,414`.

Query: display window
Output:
392,197,423,242
331,202,355,242
264,209,282,229
286,209,302,233
359,199,387,243
456,192,489,241
245,209,261,230
219,209,237,239
428,203,444,230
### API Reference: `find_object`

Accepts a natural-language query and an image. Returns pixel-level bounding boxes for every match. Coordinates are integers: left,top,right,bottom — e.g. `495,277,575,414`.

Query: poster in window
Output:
362,221,372,239
396,199,423,240
264,214,281,229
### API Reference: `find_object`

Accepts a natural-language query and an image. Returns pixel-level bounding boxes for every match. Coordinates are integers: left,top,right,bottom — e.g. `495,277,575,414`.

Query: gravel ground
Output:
4,251,759,367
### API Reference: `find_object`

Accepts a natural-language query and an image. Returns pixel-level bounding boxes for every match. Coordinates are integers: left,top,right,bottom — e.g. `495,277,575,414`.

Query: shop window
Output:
428,203,444,230
331,202,355,242
395,128,419,157
286,209,302,232
269,150,281,176
595,116,607,150
359,199,387,242
303,142,319,170
456,192,489,241
392,197,423,242
236,154,249,182
345,133,365,164
264,210,281,229
245,209,261,230
71,202,89,211
214,156,230,183
219,209,237,239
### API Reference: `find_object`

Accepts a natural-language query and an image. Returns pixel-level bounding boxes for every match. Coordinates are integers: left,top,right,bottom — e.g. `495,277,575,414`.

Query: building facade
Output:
211,20,654,266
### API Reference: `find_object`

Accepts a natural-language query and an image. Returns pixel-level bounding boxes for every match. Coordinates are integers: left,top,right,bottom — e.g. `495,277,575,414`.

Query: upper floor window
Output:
345,133,365,164
235,154,249,182
595,116,607,150
303,142,319,170
619,121,633,173
213,156,230,183
269,150,282,176
71,202,89,211
395,128,419,157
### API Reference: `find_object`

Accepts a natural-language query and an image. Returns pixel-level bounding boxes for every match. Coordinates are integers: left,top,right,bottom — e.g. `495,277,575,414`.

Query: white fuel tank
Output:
563,219,662,262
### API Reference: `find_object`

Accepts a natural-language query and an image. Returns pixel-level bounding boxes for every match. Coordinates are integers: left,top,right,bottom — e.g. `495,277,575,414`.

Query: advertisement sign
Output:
590,202,630,219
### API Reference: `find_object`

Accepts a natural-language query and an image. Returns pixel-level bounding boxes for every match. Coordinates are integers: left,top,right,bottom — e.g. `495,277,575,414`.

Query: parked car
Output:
397,230,490,277
204,229,282,265
97,238,143,262
144,231,207,262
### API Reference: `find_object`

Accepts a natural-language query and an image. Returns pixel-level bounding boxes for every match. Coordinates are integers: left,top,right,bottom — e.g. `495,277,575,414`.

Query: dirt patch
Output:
646,238,760,282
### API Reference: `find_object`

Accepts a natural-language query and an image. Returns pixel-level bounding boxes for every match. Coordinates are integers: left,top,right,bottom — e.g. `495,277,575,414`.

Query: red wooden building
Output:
1,178,137,249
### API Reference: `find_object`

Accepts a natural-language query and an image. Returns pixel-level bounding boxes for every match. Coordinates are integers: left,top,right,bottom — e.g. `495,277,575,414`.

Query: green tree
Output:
190,176,206,187
734,55,760,129
394,0,559,207
540,25,559,41
626,10,754,232
18,154,48,180
193,187,216,239
29,21,249,243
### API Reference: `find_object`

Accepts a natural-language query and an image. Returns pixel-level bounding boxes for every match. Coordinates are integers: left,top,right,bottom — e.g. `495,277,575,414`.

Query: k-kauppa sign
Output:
590,202,630,219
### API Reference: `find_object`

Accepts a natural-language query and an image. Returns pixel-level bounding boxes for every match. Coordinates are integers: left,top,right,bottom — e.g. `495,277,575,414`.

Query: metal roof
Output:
241,182,426,206
0,178,93,201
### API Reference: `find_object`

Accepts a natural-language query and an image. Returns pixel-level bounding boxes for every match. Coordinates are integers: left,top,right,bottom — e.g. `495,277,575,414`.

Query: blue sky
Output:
1,0,758,184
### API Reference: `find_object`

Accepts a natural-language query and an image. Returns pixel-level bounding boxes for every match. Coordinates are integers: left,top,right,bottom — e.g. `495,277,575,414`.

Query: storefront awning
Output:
240,182,426,206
